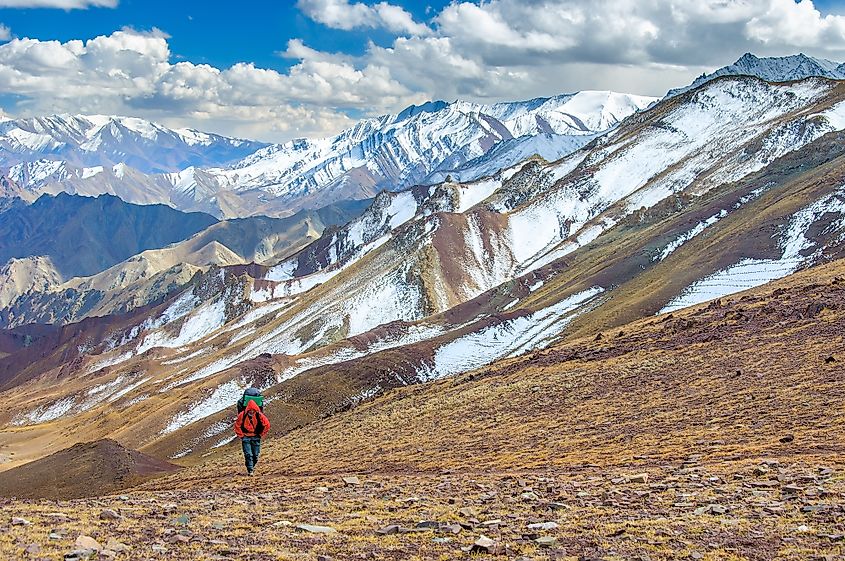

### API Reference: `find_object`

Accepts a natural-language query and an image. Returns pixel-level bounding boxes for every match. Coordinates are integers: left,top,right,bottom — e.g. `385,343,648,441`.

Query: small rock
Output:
296,523,337,534
520,491,539,501
432,537,452,544
64,550,94,561
628,473,649,484
23,543,41,555
457,507,477,518
99,509,121,521
170,534,191,543
317,556,333,561
11,517,31,526
105,538,129,553
779,434,795,444
470,535,501,554
75,536,102,552
441,523,462,534
376,524,401,535
535,536,557,548
342,476,360,486
527,521,559,531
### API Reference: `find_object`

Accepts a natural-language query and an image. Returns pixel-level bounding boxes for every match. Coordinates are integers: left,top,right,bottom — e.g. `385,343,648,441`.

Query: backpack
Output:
239,407,266,437
237,388,264,413
242,394,264,409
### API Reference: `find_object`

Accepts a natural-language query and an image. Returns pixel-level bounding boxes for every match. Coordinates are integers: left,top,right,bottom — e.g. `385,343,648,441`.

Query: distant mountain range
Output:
2,92,655,218
0,114,267,174
2,53,845,467
0,193,218,279
0,194,369,325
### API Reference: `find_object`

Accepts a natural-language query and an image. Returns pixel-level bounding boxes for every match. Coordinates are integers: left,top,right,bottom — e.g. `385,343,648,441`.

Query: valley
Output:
0,48,843,561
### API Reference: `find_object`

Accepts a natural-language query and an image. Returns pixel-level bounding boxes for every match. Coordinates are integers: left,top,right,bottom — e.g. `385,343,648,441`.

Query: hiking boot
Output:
247,470,254,476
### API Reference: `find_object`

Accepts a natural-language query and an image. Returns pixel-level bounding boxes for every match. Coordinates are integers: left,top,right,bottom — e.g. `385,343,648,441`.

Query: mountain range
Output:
3,91,655,218
1,51,845,471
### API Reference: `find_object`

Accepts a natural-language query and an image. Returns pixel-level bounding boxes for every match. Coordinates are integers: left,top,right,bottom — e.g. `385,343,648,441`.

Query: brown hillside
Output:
1,260,844,560
0,439,179,500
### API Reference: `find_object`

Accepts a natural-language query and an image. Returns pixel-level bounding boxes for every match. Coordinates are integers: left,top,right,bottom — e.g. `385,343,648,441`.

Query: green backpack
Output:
242,394,264,408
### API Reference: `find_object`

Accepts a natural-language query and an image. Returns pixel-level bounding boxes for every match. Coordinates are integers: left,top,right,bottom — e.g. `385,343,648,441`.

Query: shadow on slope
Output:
0,439,179,499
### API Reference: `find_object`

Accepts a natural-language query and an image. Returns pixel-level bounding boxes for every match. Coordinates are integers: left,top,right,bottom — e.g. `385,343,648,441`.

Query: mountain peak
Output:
667,52,845,98
395,100,450,122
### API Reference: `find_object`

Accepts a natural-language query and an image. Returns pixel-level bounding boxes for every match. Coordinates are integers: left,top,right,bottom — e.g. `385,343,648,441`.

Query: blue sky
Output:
0,1,450,70
1,0,845,141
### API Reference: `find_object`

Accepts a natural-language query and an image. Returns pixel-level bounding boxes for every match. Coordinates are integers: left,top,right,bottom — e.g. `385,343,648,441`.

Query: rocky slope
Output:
0,258,843,560
0,439,178,500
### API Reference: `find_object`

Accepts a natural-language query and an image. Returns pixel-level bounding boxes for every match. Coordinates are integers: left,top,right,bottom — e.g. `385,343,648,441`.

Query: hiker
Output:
234,387,270,476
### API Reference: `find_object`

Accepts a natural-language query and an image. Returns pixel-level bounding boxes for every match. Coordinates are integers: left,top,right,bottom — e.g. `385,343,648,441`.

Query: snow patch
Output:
419,287,604,380
161,379,244,434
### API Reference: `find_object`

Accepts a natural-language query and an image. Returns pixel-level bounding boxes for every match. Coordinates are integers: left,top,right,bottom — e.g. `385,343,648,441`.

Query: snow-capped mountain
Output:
0,114,267,176
169,91,655,215
5,73,845,465
3,92,655,218
667,52,845,97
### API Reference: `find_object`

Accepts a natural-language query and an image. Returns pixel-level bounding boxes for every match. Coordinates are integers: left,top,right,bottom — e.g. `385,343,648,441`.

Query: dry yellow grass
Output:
1,259,844,560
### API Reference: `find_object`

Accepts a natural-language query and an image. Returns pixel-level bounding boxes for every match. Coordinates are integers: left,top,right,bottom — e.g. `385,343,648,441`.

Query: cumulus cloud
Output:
0,28,414,141
0,24,11,42
297,0,431,35
0,0,117,7
4,0,845,141
293,0,845,106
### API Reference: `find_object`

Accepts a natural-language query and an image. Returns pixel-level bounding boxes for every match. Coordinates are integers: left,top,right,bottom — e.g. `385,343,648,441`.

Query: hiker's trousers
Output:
241,436,261,471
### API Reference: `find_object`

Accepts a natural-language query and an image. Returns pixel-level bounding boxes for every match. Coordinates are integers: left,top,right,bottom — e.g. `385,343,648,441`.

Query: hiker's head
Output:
244,387,261,396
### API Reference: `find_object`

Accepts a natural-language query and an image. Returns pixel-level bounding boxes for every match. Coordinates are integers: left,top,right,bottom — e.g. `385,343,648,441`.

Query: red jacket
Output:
234,400,270,438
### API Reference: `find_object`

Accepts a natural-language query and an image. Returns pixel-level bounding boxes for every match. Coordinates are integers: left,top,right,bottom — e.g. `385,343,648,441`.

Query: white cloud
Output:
0,29,411,141
0,0,117,7
297,0,431,36
3,1,845,142
0,24,11,42
746,0,845,47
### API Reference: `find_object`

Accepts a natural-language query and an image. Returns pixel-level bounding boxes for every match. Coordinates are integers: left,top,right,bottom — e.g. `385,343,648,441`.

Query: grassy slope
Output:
1,260,844,560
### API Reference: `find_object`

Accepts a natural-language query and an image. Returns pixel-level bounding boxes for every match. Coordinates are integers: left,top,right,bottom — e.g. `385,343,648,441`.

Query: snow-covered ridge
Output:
0,114,268,175
660,186,845,313
1,92,655,219
667,53,845,98
202,91,655,194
